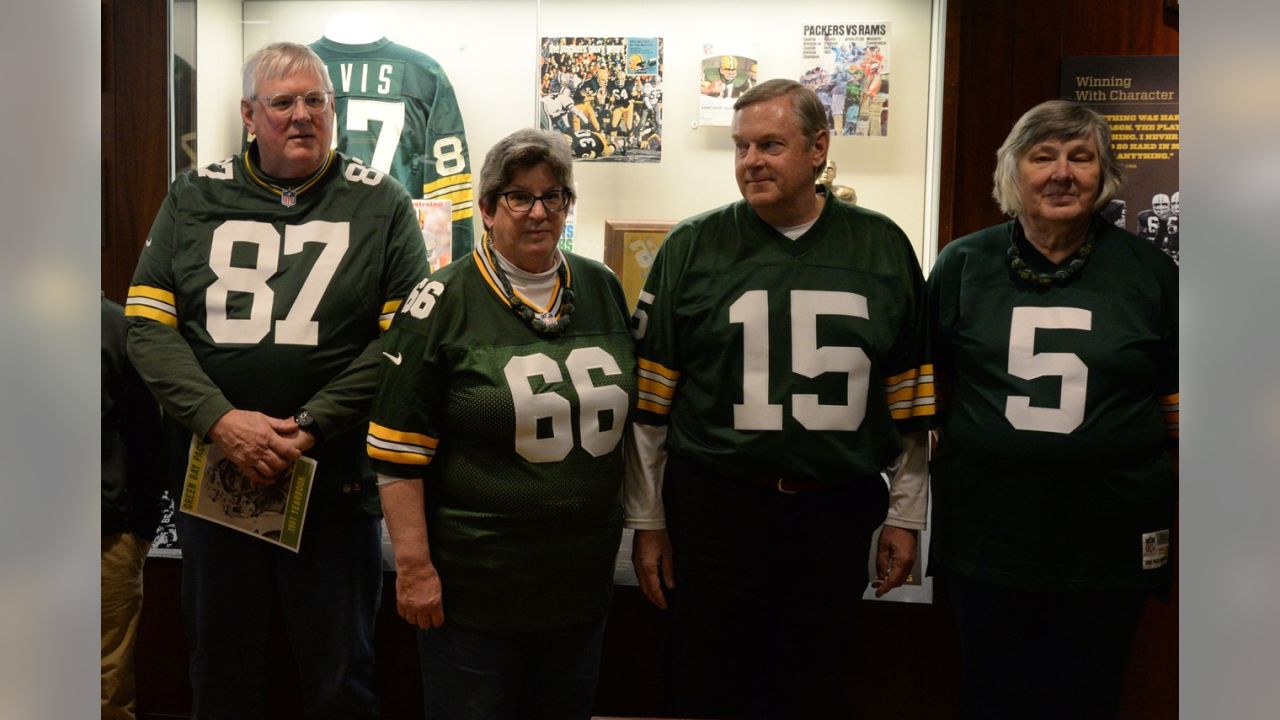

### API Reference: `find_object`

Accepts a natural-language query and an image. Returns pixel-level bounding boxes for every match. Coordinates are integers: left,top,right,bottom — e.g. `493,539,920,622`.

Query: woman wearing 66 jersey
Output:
367,129,634,719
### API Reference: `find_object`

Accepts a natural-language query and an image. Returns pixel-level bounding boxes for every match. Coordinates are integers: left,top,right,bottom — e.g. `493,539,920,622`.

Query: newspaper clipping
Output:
179,436,315,552
800,22,891,137
539,36,664,162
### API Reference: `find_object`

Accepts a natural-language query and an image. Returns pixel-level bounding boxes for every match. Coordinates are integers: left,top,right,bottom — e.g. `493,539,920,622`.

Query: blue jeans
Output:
177,513,382,720
418,617,606,720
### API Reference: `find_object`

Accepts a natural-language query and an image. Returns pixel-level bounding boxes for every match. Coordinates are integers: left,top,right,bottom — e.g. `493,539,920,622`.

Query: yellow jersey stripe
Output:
637,357,680,382
885,379,936,399
367,445,432,466
124,304,178,327
637,377,676,400
368,422,439,449
451,207,474,221
128,285,175,304
431,190,473,206
637,398,672,415
884,367,920,387
423,174,473,195
472,243,511,308
382,299,403,314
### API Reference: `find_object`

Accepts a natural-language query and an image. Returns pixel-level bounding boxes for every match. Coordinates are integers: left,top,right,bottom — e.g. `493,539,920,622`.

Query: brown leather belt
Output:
746,476,829,494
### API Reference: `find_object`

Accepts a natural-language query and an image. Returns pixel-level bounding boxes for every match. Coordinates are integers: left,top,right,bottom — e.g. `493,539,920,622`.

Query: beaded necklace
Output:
484,239,575,337
1007,219,1096,289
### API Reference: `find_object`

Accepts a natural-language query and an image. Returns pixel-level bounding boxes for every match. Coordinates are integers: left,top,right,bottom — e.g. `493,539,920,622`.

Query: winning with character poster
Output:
540,36,664,162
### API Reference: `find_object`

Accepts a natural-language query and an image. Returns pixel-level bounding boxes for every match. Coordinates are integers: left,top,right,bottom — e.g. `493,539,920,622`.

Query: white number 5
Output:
1004,306,1092,434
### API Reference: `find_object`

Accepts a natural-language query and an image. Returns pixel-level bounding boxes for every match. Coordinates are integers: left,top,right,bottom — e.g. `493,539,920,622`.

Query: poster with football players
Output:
1061,56,1180,264
539,36,664,162
800,22,891,136
698,43,759,127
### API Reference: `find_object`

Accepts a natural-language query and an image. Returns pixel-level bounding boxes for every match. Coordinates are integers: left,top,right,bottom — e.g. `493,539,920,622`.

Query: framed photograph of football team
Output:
539,36,664,162
603,220,673,312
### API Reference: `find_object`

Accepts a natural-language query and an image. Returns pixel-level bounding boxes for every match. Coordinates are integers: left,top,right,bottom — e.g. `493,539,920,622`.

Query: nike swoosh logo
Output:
145,237,152,247
382,351,403,366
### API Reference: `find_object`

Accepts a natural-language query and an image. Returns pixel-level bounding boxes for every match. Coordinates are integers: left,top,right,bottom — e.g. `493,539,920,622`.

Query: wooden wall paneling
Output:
935,0,963,250
947,0,1018,241
935,0,1178,716
101,0,169,303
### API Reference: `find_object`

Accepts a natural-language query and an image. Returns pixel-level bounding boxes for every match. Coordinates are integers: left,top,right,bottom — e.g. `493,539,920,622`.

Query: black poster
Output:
1061,56,1180,264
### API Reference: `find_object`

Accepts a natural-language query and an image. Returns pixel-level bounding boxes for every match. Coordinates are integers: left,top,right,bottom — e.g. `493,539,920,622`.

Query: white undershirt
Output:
492,247,562,310
774,217,819,240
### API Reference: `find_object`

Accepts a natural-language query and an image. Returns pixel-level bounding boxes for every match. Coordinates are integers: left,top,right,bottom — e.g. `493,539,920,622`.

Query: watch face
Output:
294,409,312,426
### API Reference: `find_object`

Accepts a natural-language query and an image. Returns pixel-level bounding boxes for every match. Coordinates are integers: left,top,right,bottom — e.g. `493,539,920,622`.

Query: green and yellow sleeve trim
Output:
124,285,178,327
637,357,680,416
884,364,936,420
379,299,402,332
367,421,438,466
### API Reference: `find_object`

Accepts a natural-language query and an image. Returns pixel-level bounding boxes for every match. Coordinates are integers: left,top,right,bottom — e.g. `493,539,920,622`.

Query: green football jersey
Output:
633,194,934,483
928,220,1178,590
311,36,475,259
125,147,428,518
368,245,635,632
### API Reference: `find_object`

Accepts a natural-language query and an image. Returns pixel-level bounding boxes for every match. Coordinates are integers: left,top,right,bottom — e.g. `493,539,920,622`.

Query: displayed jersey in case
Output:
311,36,474,259
125,147,428,518
632,193,934,484
928,219,1179,590
368,247,636,632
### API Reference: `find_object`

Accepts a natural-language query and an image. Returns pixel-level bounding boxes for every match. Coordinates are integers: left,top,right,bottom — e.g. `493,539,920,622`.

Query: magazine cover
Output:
413,198,453,272
539,36,664,162
179,436,315,552
697,43,759,126
800,22,891,136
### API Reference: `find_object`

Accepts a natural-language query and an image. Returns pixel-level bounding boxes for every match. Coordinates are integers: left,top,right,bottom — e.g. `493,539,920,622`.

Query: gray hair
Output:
734,78,829,155
241,42,333,100
478,129,575,217
992,99,1123,216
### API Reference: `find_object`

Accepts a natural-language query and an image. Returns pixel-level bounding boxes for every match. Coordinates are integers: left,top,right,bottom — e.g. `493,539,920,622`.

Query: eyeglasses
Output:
497,189,573,214
253,89,332,115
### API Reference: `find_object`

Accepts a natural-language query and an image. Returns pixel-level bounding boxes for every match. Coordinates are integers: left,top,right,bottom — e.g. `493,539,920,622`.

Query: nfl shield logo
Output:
281,190,297,207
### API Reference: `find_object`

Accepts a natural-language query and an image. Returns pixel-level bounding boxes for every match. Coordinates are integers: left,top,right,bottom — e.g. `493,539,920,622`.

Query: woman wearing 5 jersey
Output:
928,100,1178,719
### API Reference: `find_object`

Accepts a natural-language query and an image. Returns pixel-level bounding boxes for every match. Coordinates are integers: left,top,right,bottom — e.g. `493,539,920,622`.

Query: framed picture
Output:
603,220,674,311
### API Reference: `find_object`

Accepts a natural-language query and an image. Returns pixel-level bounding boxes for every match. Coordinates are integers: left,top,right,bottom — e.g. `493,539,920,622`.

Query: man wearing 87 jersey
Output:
368,129,634,719
624,80,934,719
125,43,427,719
